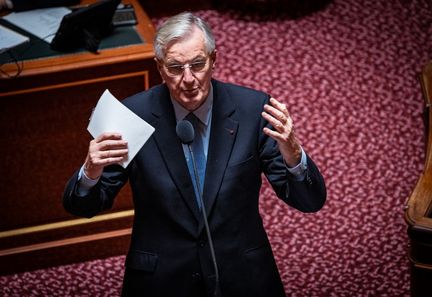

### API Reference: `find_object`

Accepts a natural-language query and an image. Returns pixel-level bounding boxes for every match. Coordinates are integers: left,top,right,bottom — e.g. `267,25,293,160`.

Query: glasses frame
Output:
159,56,211,77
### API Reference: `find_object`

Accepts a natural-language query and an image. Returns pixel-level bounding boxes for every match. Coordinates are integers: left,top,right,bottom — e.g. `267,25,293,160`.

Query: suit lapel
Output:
150,86,201,223
148,81,239,230
201,81,238,229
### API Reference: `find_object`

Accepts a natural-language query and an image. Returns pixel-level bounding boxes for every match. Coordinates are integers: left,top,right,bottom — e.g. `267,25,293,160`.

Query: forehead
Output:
164,26,207,62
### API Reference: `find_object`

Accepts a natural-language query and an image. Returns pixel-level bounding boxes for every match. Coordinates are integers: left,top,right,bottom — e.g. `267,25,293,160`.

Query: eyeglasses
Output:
163,58,209,77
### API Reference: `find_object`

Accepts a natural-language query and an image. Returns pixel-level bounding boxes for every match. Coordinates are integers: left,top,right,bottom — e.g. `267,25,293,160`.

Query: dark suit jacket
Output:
63,79,326,297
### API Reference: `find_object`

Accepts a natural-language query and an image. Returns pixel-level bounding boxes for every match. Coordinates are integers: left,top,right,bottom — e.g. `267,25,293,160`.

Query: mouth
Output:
184,87,198,92
183,88,199,95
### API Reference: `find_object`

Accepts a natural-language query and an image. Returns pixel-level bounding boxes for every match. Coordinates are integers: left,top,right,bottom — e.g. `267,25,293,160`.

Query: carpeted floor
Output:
1,0,431,296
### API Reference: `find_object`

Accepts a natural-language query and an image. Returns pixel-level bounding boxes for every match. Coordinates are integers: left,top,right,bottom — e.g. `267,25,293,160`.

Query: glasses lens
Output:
166,65,184,76
190,61,207,72
164,58,208,76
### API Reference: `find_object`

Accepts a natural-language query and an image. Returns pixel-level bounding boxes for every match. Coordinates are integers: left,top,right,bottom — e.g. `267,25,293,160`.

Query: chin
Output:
181,97,204,109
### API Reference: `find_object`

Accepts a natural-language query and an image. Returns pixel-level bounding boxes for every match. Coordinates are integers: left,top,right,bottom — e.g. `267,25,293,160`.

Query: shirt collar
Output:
170,84,213,126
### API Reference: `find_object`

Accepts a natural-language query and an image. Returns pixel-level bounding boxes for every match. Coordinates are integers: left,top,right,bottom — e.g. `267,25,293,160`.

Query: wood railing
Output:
405,61,432,297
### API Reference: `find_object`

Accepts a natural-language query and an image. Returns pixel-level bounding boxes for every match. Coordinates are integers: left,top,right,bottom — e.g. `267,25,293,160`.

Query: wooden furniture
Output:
405,61,432,296
0,0,160,275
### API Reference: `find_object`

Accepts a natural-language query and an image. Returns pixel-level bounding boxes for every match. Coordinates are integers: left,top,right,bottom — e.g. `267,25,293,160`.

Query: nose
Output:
182,66,195,83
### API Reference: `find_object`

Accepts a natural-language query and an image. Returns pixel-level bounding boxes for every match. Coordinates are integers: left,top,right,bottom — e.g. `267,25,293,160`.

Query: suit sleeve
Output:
63,164,128,218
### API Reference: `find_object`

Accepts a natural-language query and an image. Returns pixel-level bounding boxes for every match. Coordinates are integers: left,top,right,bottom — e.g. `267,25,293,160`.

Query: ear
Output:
155,57,163,73
153,58,164,79
210,50,217,69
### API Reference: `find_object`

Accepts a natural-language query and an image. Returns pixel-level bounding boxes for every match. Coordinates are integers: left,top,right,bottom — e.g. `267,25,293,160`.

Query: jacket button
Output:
198,240,205,248
192,272,202,282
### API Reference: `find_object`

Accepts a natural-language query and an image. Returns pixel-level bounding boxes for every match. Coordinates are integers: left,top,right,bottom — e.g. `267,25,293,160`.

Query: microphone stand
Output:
187,144,222,297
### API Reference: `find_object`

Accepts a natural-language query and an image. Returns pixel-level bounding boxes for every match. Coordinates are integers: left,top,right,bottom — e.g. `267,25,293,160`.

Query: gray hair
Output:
153,12,216,61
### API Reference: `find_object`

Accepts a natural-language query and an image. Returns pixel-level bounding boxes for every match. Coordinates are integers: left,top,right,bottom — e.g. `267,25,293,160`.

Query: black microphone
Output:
176,120,195,144
176,120,222,297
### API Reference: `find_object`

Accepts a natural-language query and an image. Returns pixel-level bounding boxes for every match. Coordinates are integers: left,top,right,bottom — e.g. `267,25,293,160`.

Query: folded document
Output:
87,89,155,168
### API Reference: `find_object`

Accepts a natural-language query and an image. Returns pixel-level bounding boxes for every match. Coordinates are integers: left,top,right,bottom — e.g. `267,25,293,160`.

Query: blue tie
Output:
185,113,206,209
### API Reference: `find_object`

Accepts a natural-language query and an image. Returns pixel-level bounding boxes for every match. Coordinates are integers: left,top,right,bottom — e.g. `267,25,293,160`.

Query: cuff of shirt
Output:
285,148,307,181
76,165,100,196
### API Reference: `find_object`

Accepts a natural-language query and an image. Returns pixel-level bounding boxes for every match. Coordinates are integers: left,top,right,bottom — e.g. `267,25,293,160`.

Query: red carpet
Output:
1,0,431,296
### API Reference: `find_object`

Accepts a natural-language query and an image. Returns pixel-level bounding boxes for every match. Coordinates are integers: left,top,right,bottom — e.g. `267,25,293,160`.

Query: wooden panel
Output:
0,228,132,275
405,61,432,296
410,262,432,297
0,72,148,230
0,0,159,275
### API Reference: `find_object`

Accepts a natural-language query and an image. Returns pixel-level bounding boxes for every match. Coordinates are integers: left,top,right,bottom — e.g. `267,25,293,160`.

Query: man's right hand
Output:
83,132,128,180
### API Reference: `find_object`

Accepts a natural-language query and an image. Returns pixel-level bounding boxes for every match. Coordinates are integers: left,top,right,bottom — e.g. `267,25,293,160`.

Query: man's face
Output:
157,26,216,111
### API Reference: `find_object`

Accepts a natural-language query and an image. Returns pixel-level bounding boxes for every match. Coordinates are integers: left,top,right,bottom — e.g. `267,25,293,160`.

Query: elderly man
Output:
63,12,326,297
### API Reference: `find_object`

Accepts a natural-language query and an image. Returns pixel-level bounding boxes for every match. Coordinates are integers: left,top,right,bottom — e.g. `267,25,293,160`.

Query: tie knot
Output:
186,113,200,129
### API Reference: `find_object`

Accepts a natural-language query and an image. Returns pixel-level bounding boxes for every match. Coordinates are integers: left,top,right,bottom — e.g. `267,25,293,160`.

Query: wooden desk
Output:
0,0,160,275
405,61,432,296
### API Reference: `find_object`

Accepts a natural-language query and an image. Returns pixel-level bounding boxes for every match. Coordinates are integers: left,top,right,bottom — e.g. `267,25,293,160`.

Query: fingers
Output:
84,132,129,179
94,132,123,143
267,97,289,120
88,147,128,165
90,134,128,162
261,98,302,166
261,97,297,144
97,139,128,151
262,97,293,135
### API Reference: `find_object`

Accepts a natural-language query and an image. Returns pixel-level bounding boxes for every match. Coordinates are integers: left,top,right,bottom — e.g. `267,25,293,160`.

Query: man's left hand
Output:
262,97,302,167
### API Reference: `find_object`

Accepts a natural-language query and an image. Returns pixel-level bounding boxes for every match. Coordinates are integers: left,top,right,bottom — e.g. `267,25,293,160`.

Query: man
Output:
63,12,326,297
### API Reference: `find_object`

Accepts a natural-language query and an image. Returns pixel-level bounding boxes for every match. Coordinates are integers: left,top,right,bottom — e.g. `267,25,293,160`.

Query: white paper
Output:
2,7,70,43
87,90,155,168
0,24,29,53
